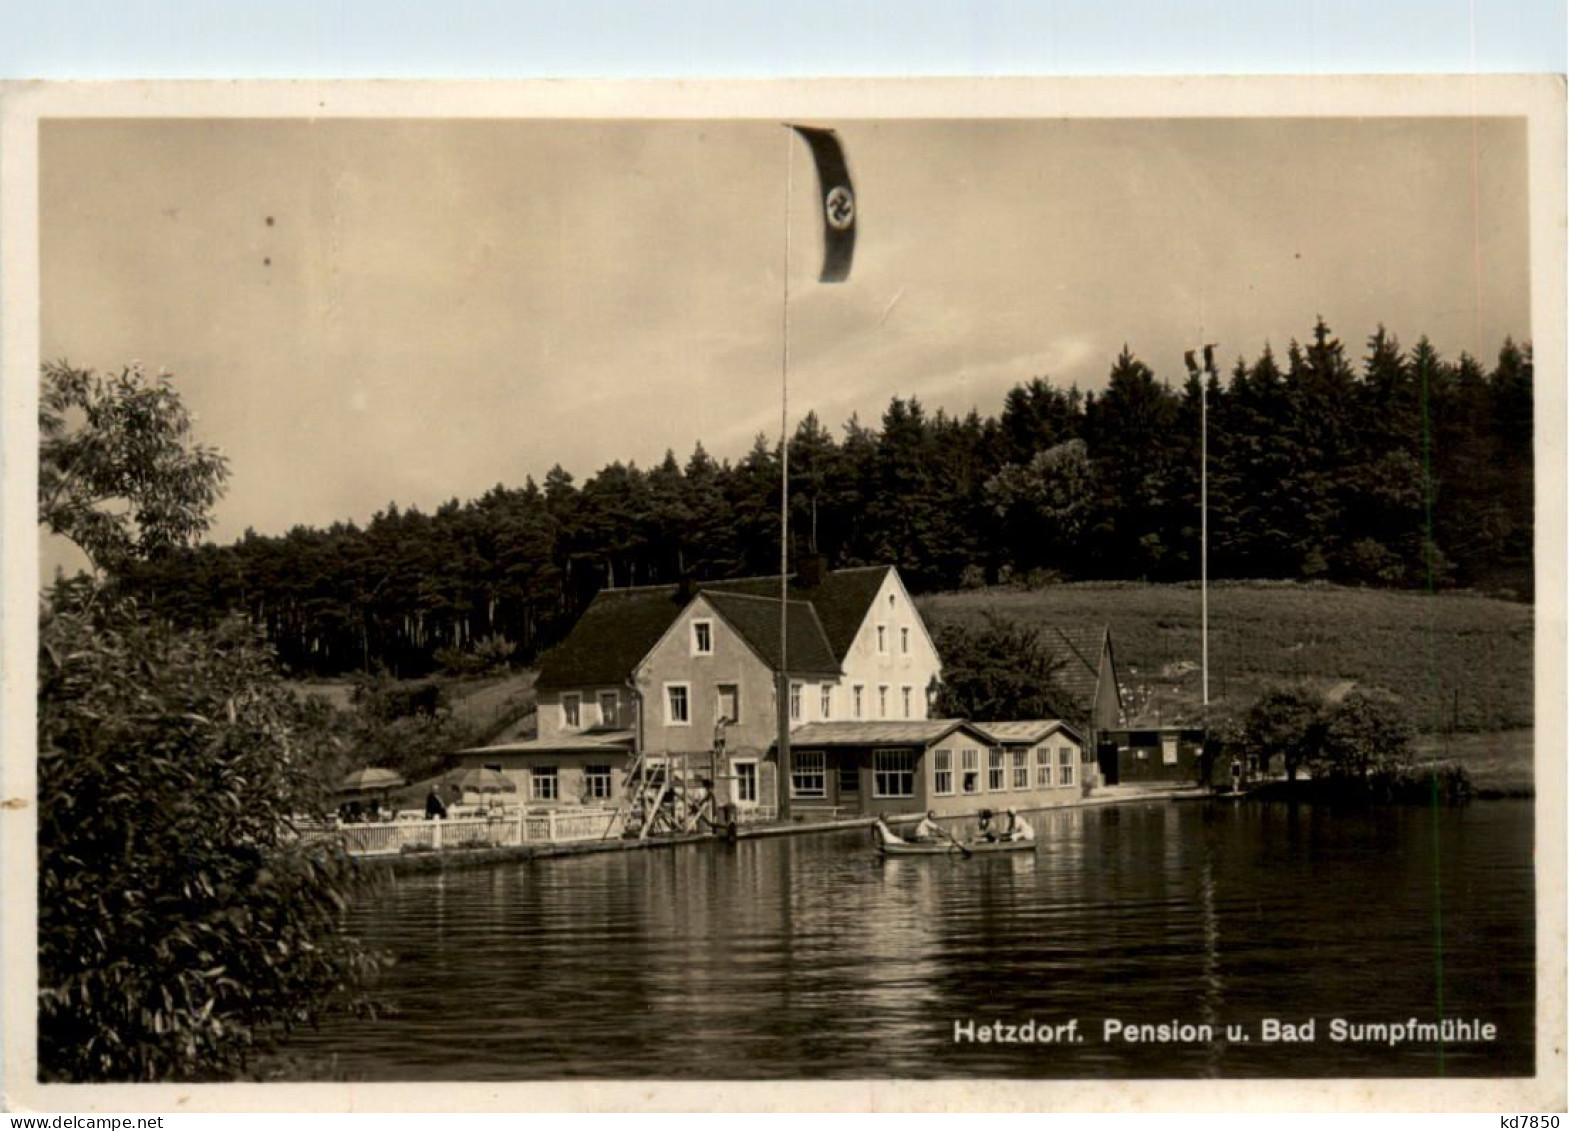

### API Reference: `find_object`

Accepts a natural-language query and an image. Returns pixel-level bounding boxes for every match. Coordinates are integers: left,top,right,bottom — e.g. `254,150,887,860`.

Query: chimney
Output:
676,575,697,603
796,553,826,590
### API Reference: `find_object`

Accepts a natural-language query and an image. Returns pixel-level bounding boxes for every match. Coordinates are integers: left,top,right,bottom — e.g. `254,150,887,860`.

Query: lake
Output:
283,799,1535,1079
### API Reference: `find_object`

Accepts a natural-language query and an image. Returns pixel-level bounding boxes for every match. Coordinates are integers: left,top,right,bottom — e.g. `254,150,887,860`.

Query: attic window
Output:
692,620,713,656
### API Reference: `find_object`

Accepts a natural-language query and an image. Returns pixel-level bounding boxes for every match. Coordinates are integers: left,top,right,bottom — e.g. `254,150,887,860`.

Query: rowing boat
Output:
877,836,1035,856
872,817,1035,856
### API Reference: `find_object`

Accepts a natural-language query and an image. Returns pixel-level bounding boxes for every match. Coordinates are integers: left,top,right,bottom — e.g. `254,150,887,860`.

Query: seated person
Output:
872,814,903,846
976,809,997,842
1003,809,1035,842
912,810,944,842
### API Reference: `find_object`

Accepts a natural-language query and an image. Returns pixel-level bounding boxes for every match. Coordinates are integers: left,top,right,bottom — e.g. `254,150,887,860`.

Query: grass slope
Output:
919,581,1532,733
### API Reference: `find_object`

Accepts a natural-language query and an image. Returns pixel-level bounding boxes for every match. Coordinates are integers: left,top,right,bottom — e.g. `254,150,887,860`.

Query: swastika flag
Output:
790,125,856,283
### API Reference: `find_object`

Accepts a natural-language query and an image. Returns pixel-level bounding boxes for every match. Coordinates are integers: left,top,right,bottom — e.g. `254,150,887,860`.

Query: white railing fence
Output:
308,807,624,857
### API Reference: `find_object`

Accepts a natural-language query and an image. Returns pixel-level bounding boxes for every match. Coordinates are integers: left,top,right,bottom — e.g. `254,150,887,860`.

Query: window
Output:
585,764,612,800
876,624,887,653
1036,746,1052,788
792,750,826,798
1058,746,1076,787
820,685,832,719
933,749,953,795
878,685,889,717
692,619,713,655
873,748,916,798
1162,735,1179,765
901,686,912,718
900,627,910,654
988,749,1005,791
838,761,859,794
561,693,581,730
789,682,803,722
1012,750,1029,790
665,683,690,726
531,766,559,801
716,683,739,725
733,760,758,805
597,691,618,728
853,685,864,718
961,748,980,794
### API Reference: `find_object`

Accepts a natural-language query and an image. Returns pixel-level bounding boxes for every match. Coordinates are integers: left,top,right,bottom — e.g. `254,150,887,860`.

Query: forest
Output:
107,320,1534,678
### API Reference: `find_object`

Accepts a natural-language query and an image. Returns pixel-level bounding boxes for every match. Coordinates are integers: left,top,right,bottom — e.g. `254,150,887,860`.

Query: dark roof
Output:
704,565,890,660
703,592,839,676
536,565,893,689
535,588,684,690
1046,626,1111,718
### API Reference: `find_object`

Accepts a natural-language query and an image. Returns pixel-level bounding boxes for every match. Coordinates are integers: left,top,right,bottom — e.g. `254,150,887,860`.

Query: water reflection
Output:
286,801,1534,1080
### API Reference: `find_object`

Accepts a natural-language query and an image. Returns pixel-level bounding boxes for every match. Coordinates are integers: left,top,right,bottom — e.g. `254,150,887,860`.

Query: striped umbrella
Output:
337,766,406,795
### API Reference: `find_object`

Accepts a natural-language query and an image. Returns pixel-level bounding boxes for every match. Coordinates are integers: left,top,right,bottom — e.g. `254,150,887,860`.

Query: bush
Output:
1311,688,1414,783
432,634,515,677
351,672,447,722
1241,684,1325,781
37,600,382,1081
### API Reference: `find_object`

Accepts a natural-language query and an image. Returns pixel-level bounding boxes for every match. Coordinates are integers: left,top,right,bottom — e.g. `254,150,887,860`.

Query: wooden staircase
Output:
611,751,716,839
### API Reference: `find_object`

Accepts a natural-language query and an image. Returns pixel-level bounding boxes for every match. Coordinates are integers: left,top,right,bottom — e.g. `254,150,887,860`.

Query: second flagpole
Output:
777,127,794,823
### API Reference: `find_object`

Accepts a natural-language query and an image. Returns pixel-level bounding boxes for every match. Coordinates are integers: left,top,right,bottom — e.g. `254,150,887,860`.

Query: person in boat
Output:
976,808,997,842
872,814,903,846
912,810,944,843
1002,808,1035,842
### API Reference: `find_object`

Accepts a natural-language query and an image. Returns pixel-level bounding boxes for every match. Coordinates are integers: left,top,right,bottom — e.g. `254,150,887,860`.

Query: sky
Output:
40,114,1530,552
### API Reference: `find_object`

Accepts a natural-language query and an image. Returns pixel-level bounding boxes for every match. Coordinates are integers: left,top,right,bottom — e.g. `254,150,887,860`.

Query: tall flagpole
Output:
777,130,794,822
1202,363,1209,711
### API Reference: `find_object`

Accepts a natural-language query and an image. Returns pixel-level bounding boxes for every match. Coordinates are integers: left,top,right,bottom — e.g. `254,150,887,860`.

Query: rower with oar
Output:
911,809,971,857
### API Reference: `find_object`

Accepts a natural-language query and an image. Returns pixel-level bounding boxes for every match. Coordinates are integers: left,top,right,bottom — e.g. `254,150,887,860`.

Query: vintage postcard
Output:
1,77,1564,1113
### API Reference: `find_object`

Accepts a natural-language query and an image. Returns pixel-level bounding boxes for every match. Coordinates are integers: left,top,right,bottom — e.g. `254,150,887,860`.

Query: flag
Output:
790,125,856,283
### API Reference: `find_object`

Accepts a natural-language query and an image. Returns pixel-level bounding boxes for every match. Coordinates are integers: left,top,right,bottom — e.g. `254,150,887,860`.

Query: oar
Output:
937,820,972,858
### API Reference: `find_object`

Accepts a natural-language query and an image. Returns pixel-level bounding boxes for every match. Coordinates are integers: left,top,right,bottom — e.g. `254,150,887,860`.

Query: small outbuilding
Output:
1096,726,1209,786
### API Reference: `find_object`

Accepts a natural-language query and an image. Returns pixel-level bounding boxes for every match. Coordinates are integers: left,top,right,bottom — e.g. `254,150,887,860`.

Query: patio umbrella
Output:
448,766,518,794
337,766,406,795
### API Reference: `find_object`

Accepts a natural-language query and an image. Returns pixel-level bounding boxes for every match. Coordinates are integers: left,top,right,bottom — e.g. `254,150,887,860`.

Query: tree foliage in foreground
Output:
39,361,228,576
36,361,381,1082
38,603,382,1081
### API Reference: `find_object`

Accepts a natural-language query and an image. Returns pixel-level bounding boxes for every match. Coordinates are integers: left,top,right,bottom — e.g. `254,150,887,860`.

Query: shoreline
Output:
351,783,1217,875
351,779,1533,877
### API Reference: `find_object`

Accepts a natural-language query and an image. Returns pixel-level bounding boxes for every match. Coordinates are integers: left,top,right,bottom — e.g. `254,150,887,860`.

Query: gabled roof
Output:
536,565,895,690
787,719,986,747
535,588,683,690
1046,626,1113,717
704,565,891,660
974,719,1084,746
702,591,839,677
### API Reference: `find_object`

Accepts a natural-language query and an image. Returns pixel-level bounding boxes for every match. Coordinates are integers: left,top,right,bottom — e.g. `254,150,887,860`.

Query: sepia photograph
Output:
2,77,1563,1111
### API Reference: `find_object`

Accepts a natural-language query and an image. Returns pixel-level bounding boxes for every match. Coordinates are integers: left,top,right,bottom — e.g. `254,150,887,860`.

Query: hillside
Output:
294,669,538,746
918,581,1533,733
